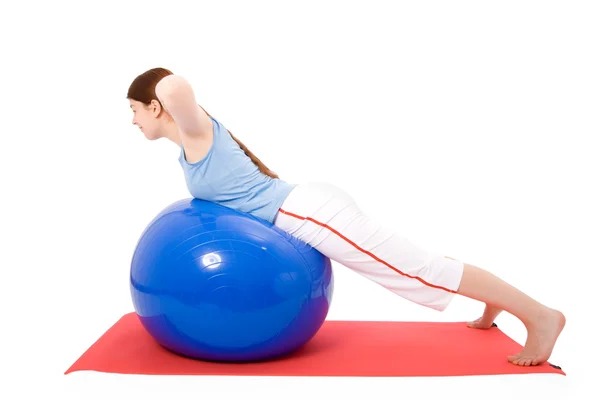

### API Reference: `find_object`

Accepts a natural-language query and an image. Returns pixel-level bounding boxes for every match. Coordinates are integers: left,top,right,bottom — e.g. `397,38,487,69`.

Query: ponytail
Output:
199,106,279,179
228,132,280,179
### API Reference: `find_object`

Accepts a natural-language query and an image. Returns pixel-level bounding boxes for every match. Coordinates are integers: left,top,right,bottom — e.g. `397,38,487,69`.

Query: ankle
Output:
519,303,547,326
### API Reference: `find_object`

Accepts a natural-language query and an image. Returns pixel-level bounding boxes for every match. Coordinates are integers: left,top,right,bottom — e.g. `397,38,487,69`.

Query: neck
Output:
163,119,182,147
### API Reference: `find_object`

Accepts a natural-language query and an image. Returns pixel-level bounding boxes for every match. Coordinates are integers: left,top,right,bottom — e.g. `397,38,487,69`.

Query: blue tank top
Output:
178,115,297,224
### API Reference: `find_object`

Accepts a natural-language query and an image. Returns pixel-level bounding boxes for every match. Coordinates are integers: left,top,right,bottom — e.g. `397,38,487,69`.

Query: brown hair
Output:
127,67,279,179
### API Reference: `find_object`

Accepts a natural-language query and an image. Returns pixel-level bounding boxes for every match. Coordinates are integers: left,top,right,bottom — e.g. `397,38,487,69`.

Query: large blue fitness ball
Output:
129,198,333,362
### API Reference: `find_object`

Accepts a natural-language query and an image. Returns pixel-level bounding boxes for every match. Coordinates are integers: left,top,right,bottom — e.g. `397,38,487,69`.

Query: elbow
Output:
155,75,197,116
154,76,209,137
156,75,193,101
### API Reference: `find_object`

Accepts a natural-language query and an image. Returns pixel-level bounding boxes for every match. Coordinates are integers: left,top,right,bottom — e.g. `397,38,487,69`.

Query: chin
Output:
143,132,160,141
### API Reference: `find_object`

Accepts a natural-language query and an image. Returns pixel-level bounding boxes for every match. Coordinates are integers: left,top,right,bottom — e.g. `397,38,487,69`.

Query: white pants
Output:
273,182,464,311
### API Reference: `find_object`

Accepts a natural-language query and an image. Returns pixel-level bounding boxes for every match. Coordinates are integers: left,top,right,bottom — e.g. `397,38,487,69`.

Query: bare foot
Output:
467,304,503,329
508,307,566,366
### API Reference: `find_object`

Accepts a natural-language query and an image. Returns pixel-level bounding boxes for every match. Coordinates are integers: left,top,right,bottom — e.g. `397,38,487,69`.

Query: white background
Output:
1,0,598,399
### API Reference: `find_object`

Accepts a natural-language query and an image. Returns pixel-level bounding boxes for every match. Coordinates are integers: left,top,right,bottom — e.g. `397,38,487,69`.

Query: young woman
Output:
127,67,565,367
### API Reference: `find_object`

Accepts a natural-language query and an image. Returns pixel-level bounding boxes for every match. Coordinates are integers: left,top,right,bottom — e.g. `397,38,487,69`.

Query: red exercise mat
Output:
65,312,565,377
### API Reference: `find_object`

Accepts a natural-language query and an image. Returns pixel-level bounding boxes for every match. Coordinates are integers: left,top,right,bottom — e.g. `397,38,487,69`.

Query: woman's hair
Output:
127,67,279,179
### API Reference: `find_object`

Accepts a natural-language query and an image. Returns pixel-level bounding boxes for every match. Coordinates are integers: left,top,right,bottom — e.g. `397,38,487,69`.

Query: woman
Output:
127,67,565,367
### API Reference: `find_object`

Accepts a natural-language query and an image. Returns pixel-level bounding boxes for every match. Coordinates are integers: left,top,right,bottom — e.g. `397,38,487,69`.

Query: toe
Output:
467,318,480,328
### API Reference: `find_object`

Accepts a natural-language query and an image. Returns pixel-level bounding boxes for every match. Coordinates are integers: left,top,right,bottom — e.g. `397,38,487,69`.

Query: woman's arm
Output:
155,75,213,138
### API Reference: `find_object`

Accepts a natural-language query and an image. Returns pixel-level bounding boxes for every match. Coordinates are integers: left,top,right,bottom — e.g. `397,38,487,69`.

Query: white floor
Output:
53,280,585,400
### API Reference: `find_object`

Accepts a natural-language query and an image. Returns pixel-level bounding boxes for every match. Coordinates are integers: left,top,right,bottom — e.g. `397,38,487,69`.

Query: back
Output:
178,115,297,224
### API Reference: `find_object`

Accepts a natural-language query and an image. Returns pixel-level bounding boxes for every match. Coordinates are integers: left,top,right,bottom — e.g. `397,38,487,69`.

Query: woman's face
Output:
129,99,164,140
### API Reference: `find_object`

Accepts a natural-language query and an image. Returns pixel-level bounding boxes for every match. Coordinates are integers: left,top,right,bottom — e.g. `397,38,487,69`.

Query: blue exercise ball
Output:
129,198,333,362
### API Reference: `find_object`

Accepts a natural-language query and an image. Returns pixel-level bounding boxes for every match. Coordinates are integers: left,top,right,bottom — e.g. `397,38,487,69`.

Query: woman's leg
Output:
456,263,566,366
445,257,504,328
275,182,465,312
274,182,565,366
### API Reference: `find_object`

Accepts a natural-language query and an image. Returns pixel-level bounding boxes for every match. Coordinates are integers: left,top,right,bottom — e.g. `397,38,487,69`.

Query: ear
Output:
150,99,164,117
